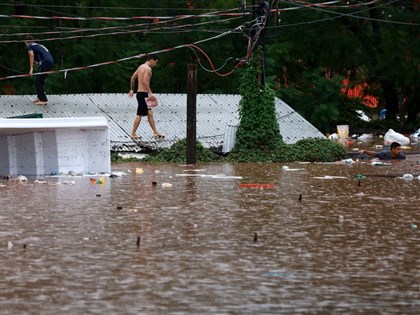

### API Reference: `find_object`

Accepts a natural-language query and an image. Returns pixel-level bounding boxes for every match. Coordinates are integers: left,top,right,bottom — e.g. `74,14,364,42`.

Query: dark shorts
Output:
136,92,151,116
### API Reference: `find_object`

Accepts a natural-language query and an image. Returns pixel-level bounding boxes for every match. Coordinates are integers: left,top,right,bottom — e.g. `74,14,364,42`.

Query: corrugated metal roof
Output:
0,94,325,152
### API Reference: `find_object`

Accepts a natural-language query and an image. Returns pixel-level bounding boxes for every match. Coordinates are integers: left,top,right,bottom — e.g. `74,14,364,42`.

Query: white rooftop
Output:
0,94,326,152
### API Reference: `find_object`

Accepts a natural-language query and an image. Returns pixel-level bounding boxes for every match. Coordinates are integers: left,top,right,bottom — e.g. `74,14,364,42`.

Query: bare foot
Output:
153,132,165,139
130,134,141,139
32,98,40,103
34,101,48,105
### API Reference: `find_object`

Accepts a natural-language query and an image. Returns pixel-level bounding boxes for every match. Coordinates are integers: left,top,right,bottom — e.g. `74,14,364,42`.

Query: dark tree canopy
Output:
1,0,418,130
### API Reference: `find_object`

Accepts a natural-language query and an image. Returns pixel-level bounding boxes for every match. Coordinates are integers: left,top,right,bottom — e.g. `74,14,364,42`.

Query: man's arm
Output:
128,68,139,97
141,67,155,100
28,50,34,75
360,150,377,157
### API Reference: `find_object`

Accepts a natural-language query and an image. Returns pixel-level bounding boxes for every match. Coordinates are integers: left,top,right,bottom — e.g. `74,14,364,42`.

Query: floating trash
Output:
175,174,243,179
371,161,391,166
90,177,105,185
313,176,347,180
17,175,28,181
400,174,414,180
240,183,276,189
136,168,144,174
410,224,417,229
34,180,47,184
110,171,126,177
161,183,173,188
342,158,355,164
282,166,305,171
355,174,366,180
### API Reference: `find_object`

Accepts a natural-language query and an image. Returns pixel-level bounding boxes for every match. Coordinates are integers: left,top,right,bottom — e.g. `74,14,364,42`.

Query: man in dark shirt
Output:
24,35,54,105
361,142,406,160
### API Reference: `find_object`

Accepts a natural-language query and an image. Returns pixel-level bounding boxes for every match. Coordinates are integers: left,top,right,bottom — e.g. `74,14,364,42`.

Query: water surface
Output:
1,160,419,314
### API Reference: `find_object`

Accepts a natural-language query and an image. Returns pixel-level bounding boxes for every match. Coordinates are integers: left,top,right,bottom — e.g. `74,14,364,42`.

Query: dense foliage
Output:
228,50,285,162
228,53,346,162
276,138,348,163
1,0,418,132
143,139,221,163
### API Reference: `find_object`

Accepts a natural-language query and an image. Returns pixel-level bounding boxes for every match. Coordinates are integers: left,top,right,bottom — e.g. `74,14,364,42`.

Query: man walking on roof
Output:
128,54,164,140
24,35,54,106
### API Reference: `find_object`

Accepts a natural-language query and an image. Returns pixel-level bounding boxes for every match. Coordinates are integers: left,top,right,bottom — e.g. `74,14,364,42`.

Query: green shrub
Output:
111,151,141,163
276,138,347,162
143,139,221,163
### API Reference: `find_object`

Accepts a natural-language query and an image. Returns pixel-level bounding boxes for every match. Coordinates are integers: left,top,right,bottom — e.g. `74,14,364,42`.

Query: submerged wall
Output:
0,117,110,176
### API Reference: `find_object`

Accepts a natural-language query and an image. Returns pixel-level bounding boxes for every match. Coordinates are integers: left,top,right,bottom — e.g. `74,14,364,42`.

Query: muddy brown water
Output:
1,160,419,314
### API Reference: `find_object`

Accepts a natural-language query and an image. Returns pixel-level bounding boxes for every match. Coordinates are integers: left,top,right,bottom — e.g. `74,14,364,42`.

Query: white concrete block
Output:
0,117,110,176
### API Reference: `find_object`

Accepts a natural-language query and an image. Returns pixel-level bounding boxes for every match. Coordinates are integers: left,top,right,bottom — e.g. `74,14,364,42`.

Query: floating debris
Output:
240,183,276,189
371,161,391,166
34,180,47,184
110,171,126,177
282,166,305,171
355,174,366,180
313,176,347,180
400,174,414,180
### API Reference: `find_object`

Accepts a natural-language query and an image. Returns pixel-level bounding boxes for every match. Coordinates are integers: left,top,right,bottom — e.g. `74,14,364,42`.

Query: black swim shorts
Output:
136,92,150,116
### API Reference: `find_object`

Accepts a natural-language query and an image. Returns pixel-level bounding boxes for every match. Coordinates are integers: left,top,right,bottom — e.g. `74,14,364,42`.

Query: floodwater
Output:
1,160,419,315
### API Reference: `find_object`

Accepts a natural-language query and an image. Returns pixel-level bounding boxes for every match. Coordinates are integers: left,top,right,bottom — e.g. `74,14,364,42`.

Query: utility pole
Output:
186,64,197,164
250,1,269,87
259,1,269,87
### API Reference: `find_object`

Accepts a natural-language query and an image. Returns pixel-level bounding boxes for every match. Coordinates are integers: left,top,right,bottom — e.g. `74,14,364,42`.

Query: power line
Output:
0,15,244,44
0,24,248,82
280,0,419,26
0,3,236,12
0,8,244,22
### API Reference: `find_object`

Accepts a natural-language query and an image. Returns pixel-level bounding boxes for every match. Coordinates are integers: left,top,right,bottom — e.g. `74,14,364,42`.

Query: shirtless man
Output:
128,54,163,139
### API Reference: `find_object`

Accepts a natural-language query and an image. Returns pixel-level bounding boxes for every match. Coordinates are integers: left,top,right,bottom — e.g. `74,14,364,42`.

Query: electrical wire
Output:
0,25,247,82
0,7,244,22
0,15,244,44
280,0,419,26
0,2,236,12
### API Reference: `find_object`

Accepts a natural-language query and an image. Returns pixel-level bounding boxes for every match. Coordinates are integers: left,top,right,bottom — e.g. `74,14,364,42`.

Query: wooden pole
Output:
186,64,197,164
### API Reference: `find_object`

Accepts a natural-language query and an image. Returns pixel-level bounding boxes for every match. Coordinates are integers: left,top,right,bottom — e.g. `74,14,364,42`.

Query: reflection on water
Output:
1,160,419,314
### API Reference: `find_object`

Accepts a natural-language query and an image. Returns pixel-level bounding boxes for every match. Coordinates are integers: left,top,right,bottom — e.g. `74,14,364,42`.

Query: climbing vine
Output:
228,51,286,162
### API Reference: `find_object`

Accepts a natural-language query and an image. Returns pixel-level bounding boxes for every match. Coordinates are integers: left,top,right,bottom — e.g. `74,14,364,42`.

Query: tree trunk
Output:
380,79,399,121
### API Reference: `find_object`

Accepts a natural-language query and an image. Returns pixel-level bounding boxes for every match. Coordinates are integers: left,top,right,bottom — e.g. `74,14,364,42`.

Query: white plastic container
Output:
337,125,349,139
